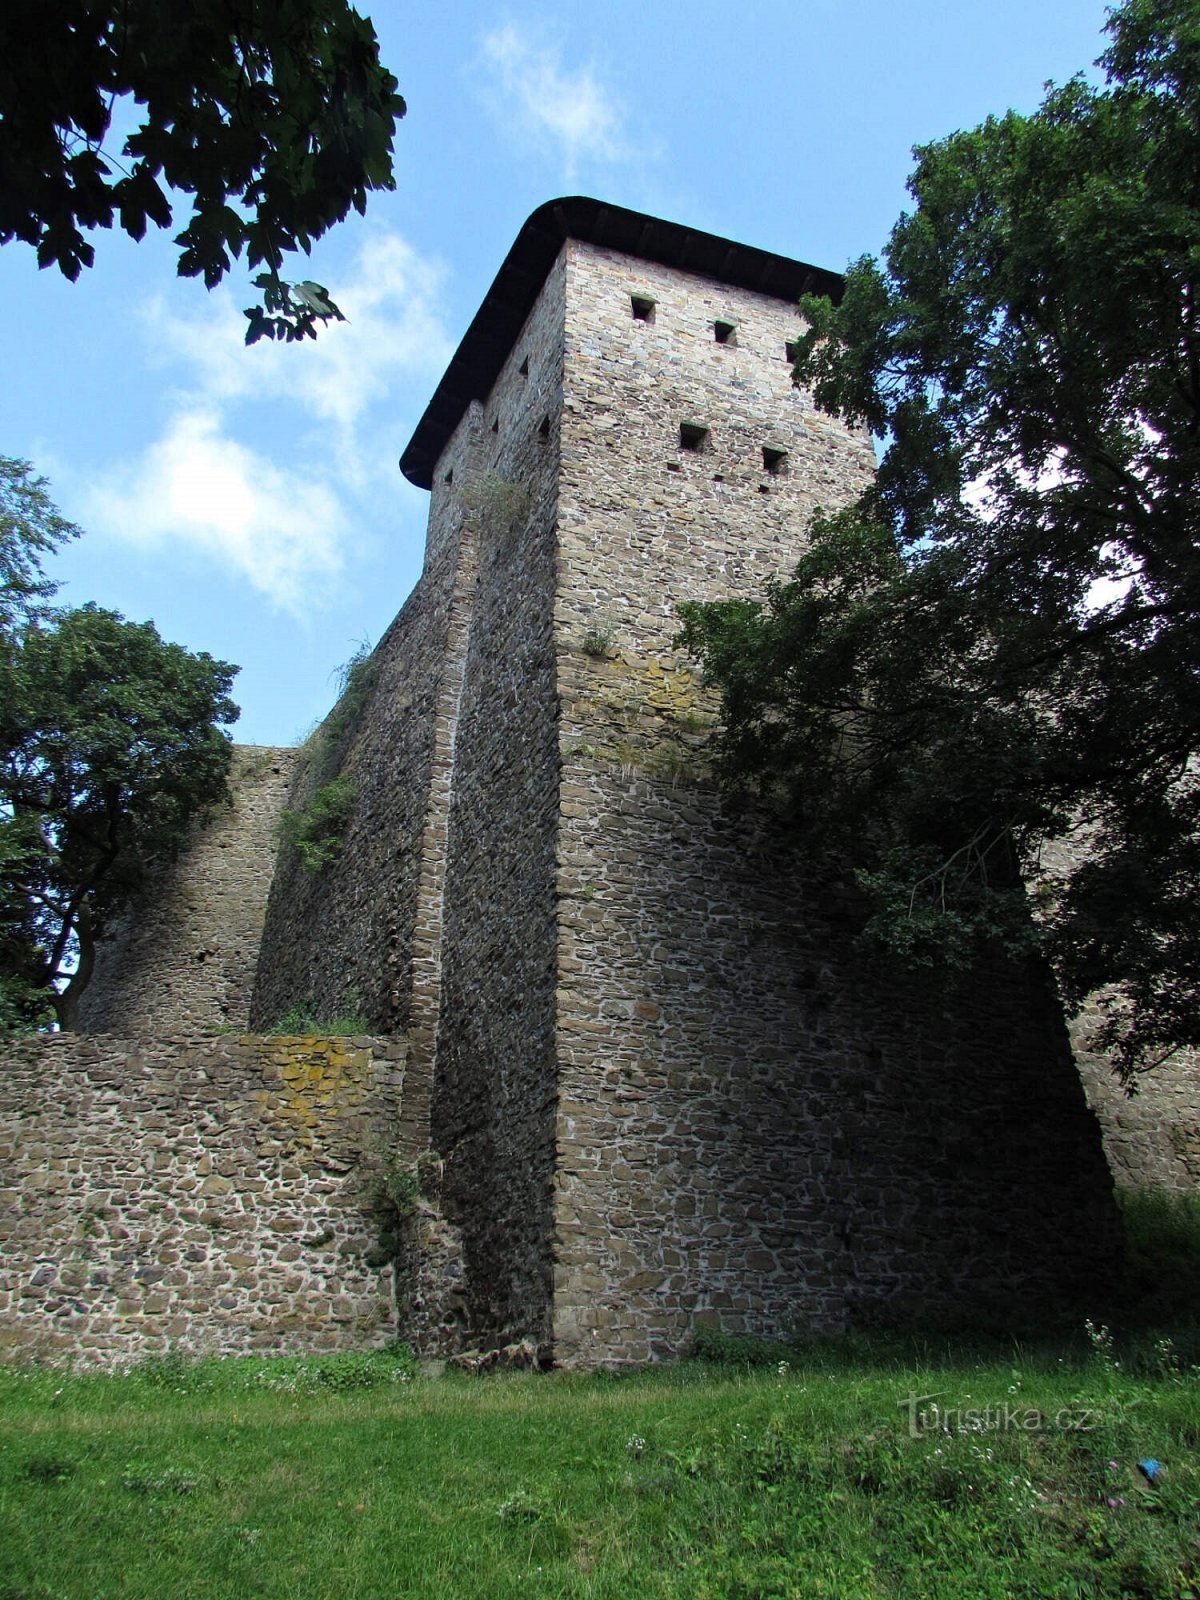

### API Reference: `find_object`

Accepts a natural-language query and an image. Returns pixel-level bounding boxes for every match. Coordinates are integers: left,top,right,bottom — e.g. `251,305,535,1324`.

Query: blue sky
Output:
0,0,1112,745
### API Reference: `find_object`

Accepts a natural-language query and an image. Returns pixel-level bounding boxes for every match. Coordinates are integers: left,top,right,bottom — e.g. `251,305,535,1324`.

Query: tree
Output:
0,0,404,342
0,591,238,1031
0,456,83,635
677,0,1200,1081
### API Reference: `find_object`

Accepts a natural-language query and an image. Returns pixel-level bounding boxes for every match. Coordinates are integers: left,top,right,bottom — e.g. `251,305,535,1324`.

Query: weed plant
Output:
276,641,377,875
264,1000,372,1035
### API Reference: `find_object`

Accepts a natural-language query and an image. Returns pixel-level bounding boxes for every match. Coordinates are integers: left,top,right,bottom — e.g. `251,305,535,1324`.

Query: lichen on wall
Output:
0,1032,413,1366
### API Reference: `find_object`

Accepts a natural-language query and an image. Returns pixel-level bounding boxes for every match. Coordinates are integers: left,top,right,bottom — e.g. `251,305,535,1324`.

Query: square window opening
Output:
714,320,737,346
785,341,801,364
679,423,710,453
763,446,789,476
631,295,656,323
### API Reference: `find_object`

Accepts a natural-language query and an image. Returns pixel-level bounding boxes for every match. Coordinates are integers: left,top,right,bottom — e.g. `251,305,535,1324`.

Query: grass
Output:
0,1331,1196,1600
263,1001,372,1036
1,1192,1196,1597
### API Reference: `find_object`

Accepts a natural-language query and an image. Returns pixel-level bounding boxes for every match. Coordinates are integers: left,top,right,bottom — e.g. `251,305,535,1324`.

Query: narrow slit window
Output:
443,469,454,485
785,341,801,364
631,295,656,323
538,415,551,439
714,320,737,346
490,418,499,433
679,422,710,453
518,356,530,377
762,446,789,476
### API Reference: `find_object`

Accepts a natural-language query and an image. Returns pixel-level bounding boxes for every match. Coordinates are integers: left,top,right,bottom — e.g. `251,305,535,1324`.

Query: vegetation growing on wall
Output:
318,645,379,771
458,474,531,535
362,1159,420,1269
264,997,372,1035
277,774,356,873
275,643,377,875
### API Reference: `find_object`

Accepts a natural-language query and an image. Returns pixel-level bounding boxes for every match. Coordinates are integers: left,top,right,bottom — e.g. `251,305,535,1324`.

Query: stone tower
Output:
248,198,1118,1364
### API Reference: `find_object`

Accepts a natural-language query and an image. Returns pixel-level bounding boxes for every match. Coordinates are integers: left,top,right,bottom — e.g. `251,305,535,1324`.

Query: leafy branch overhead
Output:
0,0,404,342
678,0,1200,1079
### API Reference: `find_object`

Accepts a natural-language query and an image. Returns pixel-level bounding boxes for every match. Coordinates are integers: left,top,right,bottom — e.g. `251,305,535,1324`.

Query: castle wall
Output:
31,210,1165,1374
545,241,1118,1362
249,513,465,1069
1076,1038,1200,1190
0,1032,409,1366
429,259,565,1347
79,747,297,1033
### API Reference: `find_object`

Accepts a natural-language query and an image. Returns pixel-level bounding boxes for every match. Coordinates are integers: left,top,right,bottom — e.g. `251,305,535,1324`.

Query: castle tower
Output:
252,199,1118,1363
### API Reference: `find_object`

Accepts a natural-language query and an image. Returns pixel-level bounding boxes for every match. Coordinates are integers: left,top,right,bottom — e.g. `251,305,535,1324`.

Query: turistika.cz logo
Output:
900,1391,1100,1440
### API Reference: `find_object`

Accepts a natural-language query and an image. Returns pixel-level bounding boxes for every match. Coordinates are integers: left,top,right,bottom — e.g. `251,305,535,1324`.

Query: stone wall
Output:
227,231,1124,1366
0,1032,413,1366
80,747,297,1034
1036,835,1200,1191
542,241,1119,1362
249,575,448,1043
429,258,565,1349
1076,1037,1200,1191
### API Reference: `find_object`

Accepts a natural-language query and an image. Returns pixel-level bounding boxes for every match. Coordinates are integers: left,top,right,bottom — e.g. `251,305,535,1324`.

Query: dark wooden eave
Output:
399,196,844,490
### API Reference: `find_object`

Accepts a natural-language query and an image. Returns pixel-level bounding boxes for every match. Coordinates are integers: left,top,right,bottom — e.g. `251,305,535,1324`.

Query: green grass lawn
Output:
0,1329,1197,1600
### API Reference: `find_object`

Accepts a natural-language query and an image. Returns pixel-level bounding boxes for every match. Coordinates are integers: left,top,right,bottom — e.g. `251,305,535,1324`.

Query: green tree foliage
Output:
0,457,83,636
0,492,238,1030
677,0,1200,1080
0,0,404,342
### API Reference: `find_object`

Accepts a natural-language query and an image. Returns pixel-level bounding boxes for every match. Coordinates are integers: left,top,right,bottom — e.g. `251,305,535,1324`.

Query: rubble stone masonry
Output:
80,747,298,1034
543,240,1118,1361
0,1032,410,1366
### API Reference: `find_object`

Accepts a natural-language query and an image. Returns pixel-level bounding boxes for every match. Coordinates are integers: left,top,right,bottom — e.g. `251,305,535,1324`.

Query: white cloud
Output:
91,226,454,609
145,229,453,452
87,409,349,615
479,23,629,178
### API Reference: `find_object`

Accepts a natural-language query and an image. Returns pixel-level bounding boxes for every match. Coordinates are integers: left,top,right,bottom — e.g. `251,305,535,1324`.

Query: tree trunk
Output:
52,916,95,1032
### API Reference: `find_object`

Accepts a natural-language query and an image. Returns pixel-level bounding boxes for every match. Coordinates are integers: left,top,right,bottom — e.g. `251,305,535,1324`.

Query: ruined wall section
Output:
1076,1035,1200,1191
0,1032,410,1366
79,747,298,1034
249,517,467,1047
1035,839,1200,1191
547,242,1117,1363
430,259,565,1348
